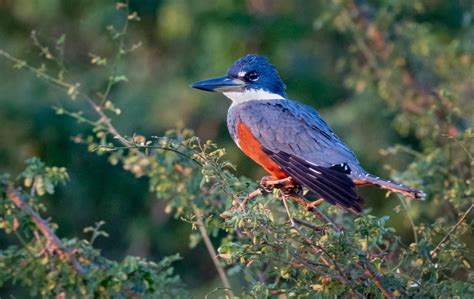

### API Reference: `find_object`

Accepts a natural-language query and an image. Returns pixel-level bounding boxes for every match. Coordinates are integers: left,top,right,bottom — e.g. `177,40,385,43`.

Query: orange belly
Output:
236,121,288,179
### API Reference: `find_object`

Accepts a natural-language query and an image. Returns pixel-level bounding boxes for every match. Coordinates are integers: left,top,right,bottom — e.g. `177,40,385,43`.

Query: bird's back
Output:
227,99,365,175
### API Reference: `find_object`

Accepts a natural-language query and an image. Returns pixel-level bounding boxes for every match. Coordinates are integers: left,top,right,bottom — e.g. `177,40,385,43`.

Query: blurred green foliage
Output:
0,0,473,297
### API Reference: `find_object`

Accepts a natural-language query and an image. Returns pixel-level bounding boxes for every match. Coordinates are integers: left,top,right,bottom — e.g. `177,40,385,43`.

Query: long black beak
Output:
191,76,245,93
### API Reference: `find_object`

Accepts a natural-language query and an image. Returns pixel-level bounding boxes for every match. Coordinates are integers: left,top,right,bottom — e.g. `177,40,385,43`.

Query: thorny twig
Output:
430,203,473,257
288,192,341,233
241,188,265,206
279,191,295,226
260,225,364,298
397,195,418,243
291,224,363,298
95,144,203,167
364,263,395,299
287,190,396,298
292,217,325,233
99,0,131,107
6,187,85,274
193,206,235,298
261,238,337,278
237,182,373,298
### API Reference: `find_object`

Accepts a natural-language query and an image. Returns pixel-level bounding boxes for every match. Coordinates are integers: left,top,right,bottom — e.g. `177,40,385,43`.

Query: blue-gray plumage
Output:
192,54,425,212
228,99,362,170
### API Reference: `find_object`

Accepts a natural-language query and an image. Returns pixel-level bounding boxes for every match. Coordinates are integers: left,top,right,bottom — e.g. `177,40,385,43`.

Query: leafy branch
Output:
0,6,234,296
5,186,85,274
1,1,473,297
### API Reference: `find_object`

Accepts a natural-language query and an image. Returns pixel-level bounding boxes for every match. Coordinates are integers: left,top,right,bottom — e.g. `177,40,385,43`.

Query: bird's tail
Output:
355,173,426,200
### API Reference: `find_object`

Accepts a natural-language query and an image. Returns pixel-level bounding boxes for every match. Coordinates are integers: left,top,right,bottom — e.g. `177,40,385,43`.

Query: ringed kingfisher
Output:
192,54,425,213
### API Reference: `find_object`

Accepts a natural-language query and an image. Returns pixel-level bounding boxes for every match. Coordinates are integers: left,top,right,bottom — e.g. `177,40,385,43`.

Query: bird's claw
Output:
260,176,297,193
221,176,308,219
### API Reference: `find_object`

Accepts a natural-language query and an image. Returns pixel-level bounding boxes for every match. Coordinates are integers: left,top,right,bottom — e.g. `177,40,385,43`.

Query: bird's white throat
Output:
223,89,285,105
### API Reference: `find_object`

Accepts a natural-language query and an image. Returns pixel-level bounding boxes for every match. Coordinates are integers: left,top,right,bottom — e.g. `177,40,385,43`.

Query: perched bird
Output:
192,54,425,213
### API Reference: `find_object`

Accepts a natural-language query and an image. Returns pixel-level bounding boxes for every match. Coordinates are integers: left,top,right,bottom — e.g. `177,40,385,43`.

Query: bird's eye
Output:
245,71,259,82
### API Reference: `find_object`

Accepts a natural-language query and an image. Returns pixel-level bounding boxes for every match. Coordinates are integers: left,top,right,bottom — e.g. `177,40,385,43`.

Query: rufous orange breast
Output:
236,120,288,179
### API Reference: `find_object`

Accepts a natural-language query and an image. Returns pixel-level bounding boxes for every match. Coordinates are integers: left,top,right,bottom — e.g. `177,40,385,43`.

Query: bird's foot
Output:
260,176,296,192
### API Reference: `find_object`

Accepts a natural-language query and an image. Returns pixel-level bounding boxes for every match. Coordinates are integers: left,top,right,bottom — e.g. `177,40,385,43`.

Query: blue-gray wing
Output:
229,99,364,212
232,100,362,169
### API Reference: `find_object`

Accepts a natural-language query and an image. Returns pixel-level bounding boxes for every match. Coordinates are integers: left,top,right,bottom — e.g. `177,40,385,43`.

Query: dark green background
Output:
0,0,469,295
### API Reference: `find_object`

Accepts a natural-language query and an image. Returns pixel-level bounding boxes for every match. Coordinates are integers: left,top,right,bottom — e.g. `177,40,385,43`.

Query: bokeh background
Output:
0,0,471,296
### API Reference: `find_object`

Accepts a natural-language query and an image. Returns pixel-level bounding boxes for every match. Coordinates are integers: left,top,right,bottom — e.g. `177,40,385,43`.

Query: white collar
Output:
223,89,285,106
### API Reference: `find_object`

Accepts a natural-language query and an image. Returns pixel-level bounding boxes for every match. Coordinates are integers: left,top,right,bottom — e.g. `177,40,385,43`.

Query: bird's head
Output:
191,54,287,103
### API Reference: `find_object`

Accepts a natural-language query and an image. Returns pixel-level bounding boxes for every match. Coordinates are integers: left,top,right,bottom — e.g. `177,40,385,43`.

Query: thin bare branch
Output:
287,192,341,233
431,203,473,257
291,225,362,298
95,144,202,167
99,0,130,107
0,49,76,91
364,263,395,299
398,195,418,243
292,217,325,233
193,205,234,298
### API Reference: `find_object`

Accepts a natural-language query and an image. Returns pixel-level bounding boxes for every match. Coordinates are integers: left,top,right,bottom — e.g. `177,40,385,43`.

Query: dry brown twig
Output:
364,263,395,299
